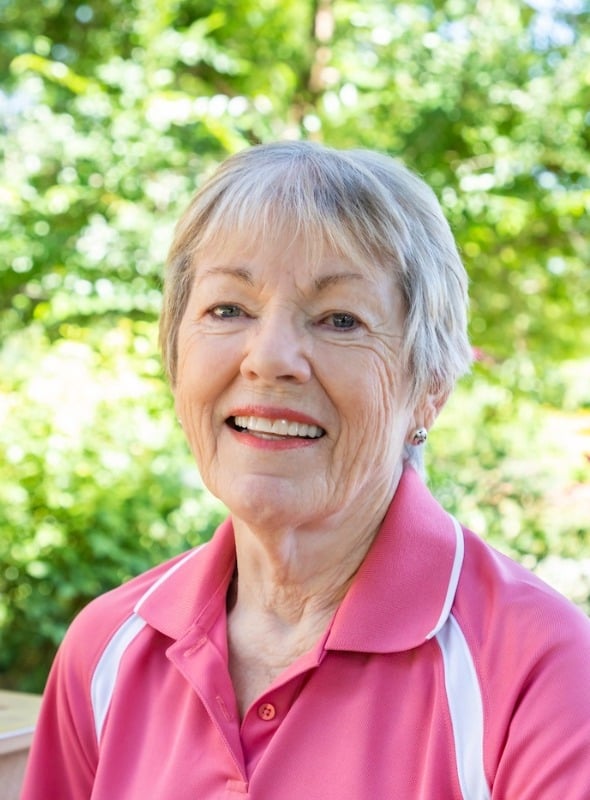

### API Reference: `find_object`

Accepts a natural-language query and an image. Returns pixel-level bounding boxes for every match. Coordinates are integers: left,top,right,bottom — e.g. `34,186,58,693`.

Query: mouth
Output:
227,415,325,440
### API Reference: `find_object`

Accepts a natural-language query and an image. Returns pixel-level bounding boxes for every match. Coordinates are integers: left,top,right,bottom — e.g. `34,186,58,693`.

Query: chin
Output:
222,478,313,531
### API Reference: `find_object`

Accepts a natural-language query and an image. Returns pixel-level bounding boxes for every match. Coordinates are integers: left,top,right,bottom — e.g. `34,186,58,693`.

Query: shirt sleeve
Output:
488,598,590,798
20,614,101,799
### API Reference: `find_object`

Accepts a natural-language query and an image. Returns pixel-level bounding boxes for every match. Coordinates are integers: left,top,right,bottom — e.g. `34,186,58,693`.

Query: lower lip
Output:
228,426,321,451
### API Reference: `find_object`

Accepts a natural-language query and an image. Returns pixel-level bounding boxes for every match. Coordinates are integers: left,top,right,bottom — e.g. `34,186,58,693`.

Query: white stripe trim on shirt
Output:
426,515,464,640
90,613,146,742
436,613,491,800
90,545,206,743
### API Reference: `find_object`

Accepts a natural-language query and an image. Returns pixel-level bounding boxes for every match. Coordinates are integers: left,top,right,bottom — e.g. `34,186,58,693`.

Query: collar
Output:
136,467,463,654
326,466,463,653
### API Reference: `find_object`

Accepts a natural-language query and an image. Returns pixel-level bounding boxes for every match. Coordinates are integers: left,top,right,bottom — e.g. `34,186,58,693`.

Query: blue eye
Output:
327,312,358,330
210,304,243,318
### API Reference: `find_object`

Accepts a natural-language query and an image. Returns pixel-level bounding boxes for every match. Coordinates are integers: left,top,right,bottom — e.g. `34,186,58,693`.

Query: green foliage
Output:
1,0,589,691
0,321,225,690
430,363,590,570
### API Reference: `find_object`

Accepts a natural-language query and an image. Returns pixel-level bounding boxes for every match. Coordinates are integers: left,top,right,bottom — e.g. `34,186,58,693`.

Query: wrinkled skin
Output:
174,235,436,547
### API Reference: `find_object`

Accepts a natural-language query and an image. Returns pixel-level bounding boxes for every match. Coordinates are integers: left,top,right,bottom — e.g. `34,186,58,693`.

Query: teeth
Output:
233,416,323,438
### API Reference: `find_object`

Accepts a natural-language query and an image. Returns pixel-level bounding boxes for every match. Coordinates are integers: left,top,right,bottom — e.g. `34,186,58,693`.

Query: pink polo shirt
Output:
21,468,590,799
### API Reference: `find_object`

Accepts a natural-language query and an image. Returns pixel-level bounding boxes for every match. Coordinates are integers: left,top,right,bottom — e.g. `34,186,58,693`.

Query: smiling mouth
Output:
228,416,325,439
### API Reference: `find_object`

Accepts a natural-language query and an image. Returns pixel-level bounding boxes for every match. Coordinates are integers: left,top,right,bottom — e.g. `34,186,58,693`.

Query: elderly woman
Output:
22,141,590,799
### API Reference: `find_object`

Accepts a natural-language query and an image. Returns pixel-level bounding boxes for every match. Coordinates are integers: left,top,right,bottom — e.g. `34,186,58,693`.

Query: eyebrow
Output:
313,272,366,291
197,266,255,286
197,265,367,292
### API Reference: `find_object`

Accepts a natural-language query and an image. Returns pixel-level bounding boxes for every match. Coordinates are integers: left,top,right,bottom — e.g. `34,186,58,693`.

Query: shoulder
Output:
453,527,590,679
456,527,590,648
58,549,199,681
450,526,590,733
452,527,590,789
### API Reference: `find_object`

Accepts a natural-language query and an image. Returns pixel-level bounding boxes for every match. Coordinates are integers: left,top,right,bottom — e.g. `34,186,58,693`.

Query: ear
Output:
409,388,449,437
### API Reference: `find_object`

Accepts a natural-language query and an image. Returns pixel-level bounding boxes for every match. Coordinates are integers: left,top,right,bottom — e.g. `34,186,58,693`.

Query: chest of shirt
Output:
90,636,464,800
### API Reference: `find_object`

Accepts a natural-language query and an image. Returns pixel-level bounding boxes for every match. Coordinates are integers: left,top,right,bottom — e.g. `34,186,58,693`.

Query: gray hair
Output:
160,140,472,471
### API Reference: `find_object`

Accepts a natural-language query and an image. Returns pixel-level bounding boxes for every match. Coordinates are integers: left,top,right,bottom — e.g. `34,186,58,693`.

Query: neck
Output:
228,465,408,626
229,518,372,625
228,466,402,629
226,512,383,717
225,468,402,716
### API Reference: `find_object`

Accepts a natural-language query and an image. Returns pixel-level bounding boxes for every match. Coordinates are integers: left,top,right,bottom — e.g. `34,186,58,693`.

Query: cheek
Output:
333,352,412,462
173,342,226,453
175,328,235,405
339,346,408,421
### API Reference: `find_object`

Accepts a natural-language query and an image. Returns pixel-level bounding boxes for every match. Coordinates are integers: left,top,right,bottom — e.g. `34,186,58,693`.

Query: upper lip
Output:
226,405,325,430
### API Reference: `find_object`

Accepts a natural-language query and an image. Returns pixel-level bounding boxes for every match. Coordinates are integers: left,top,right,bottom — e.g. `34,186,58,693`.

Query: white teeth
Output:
233,416,323,438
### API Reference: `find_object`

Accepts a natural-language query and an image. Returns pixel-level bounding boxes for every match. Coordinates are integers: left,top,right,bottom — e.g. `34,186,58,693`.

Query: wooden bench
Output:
0,691,42,800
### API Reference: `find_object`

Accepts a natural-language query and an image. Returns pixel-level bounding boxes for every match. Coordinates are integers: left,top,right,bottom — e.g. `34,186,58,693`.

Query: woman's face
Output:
174,233,426,531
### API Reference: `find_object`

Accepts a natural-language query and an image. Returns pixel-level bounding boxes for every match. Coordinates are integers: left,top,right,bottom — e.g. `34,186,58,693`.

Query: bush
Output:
0,322,225,691
429,361,590,613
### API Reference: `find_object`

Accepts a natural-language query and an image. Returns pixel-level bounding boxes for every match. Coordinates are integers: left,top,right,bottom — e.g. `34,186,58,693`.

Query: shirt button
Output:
257,702,276,721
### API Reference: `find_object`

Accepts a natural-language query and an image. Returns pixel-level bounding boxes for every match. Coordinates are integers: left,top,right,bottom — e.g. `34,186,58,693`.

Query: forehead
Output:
192,243,391,301
190,219,393,286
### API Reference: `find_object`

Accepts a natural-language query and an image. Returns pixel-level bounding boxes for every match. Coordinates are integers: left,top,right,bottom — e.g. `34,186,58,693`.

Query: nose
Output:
240,311,312,384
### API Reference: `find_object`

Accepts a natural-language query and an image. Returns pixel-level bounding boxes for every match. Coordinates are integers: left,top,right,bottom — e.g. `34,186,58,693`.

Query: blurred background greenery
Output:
1,0,589,692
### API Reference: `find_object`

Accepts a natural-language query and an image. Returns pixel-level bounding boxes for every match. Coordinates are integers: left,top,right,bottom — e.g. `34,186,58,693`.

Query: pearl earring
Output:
411,427,428,445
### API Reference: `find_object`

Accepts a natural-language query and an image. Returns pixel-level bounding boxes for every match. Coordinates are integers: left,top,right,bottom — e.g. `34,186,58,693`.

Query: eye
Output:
322,312,360,330
209,304,245,319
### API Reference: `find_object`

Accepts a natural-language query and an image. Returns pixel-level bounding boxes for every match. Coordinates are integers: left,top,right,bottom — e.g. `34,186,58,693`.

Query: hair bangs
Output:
187,146,401,275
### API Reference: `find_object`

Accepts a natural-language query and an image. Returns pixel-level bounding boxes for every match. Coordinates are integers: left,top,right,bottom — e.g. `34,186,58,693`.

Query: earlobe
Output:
427,388,450,426
409,389,449,443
